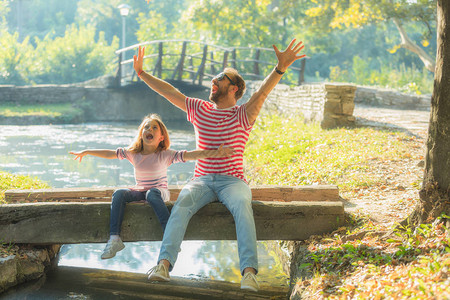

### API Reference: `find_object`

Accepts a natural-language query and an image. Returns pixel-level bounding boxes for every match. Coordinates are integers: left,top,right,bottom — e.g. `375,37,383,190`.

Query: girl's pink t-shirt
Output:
116,148,186,201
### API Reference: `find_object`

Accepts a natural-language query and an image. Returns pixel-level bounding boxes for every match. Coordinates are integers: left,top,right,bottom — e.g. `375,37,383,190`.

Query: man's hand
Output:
273,39,306,73
133,46,145,74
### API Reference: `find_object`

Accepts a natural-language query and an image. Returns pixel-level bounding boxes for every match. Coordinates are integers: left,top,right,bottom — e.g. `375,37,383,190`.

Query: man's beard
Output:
209,86,225,103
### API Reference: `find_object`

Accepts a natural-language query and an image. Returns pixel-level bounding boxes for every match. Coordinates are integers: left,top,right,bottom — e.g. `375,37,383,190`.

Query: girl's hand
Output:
217,144,235,157
69,151,88,163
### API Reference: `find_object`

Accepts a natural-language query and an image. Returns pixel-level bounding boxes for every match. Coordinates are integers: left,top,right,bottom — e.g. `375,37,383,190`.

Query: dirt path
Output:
342,105,431,227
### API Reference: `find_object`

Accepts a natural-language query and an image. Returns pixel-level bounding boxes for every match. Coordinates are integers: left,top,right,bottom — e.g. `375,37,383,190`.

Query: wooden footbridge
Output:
1,185,344,244
114,40,307,87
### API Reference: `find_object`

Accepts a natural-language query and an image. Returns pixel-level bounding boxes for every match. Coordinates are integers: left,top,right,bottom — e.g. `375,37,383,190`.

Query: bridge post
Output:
231,49,237,69
153,42,163,78
115,54,123,86
210,51,216,75
253,49,260,78
223,51,229,69
194,45,208,85
298,59,306,85
172,41,187,80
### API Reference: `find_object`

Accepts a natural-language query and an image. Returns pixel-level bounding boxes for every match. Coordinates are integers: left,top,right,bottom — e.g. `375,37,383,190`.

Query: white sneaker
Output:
100,238,125,259
241,272,259,292
147,263,170,282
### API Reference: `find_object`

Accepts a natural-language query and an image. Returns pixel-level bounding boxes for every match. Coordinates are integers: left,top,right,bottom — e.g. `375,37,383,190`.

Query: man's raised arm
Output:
133,46,187,112
245,39,306,124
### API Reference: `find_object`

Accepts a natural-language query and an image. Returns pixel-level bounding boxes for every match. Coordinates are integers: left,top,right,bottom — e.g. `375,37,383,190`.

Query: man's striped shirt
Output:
186,97,253,182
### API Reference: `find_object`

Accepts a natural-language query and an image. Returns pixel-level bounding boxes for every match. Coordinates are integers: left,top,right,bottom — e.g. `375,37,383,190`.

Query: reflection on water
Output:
59,241,288,286
1,123,289,293
0,123,196,187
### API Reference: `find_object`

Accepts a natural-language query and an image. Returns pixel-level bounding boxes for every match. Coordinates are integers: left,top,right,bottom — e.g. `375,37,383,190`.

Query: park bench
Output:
1,185,345,244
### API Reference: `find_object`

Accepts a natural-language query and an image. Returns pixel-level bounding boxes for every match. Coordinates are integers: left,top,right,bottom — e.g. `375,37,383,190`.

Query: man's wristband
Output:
275,67,285,75
138,70,144,77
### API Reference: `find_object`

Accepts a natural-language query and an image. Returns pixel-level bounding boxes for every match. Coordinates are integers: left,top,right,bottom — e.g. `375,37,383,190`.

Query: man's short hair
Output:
224,67,246,101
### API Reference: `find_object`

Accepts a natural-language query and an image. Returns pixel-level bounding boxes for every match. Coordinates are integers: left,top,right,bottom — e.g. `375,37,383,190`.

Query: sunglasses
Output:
214,72,236,85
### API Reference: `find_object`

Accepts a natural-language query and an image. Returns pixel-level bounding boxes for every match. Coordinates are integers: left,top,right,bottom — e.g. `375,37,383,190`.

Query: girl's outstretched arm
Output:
69,149,117,163
184,144,235,161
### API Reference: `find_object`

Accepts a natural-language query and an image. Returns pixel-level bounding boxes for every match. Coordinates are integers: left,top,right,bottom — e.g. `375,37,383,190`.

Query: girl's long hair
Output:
127,114,170,153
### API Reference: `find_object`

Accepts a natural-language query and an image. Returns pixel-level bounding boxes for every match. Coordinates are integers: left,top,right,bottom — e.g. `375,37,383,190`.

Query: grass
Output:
0,171,49,204
0,103,79,117
244,113,449,299
245,114,419,191
0,103,83,123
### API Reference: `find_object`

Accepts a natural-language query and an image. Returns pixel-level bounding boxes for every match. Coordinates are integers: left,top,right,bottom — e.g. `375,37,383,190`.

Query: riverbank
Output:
0,245,60,294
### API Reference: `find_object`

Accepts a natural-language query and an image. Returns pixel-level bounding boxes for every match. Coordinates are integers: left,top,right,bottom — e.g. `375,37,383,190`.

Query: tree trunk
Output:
408,0,450,226
392,18,436,73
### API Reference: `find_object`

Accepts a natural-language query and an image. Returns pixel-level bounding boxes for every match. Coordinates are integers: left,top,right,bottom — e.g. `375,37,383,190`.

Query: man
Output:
133,39,305,292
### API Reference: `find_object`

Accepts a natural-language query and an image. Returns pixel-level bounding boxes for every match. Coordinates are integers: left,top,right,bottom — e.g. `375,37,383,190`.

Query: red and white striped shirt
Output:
186,97,254,182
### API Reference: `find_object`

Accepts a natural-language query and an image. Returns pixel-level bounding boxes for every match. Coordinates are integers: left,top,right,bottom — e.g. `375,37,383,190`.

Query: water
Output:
0,123,289,297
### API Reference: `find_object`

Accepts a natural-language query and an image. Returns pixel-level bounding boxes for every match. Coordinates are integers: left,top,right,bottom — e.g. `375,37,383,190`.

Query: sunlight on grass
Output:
0,103,76,117
0,171,50,204
245,114,419,191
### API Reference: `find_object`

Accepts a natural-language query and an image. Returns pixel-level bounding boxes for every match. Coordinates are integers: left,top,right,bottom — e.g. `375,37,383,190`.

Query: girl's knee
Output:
112,189,130,203
146,189,162,204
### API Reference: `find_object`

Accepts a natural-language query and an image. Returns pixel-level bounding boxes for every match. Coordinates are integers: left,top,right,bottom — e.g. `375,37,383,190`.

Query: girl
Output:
70,114,234,259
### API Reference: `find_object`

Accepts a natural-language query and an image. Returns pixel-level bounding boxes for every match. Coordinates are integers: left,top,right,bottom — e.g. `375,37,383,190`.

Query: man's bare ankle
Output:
243,267,256,275
160,259,170,270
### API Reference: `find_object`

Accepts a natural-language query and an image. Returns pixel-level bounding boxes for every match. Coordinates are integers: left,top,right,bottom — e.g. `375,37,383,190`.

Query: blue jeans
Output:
109,188,170,235
158,174,258,275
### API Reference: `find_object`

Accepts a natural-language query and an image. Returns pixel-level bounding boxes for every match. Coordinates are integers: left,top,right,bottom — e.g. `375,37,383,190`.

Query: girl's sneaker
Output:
101,238,125,259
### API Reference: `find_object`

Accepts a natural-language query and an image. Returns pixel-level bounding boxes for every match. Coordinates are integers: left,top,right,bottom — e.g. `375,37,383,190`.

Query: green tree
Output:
177,0,288,46
75,0,150,46
28,25,118,84
305,0,437,72
0,28,32,84
6,0,78,41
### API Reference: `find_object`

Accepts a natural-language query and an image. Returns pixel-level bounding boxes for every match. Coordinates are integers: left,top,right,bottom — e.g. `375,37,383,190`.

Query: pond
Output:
0,123,289,298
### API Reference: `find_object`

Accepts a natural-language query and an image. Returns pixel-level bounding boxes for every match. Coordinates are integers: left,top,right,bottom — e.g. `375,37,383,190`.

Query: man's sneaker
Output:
147,263,170,282
100,238,125,259
241,272,259,292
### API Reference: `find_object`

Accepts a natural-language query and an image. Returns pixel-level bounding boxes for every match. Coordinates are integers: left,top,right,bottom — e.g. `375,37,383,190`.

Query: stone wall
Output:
1,79,431,126
244,82,430,128
0,245,60,294
355,86,431,110
0,79,207,124
244,82,357,128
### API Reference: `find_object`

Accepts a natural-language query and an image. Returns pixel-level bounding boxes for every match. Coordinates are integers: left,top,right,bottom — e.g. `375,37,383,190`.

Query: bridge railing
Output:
115,40,306,87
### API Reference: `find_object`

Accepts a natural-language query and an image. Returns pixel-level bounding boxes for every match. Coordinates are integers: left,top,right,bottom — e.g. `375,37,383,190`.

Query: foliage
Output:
0,0,8,30
6,0,78,40
304,0,436,72
28,25,118,84
0,171,49,204
0,0,438,94
245,114,418,191
293,215,450,299
329,56,434,94
0,28,32,84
